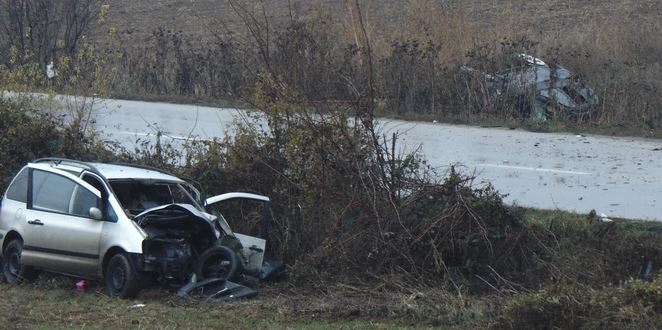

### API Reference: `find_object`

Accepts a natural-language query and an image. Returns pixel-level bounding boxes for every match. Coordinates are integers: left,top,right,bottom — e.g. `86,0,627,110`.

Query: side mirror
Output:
89,207,103,220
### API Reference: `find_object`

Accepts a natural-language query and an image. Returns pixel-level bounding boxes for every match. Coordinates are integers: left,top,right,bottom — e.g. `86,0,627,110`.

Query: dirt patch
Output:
97,0,660,47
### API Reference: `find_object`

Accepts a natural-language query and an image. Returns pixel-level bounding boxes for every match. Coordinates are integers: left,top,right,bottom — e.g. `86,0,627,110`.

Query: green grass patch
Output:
520,207,662,236
0,284,424,329
0,208,659,329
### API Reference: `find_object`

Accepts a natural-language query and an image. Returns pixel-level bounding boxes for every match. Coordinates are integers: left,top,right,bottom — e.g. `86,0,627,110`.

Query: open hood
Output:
135,203,219,243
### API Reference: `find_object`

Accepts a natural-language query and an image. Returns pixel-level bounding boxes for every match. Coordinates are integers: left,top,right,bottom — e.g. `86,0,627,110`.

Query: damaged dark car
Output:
460,54,600,121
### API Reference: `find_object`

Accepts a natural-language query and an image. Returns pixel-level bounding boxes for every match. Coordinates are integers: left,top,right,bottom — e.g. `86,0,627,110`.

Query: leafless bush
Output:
0,0,102,73
0,96,115,192
120,0,539,292
89,0,662,132
110,29,251,100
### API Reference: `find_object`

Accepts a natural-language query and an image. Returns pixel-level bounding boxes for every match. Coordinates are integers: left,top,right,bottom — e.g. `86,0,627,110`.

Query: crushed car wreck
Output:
460,54,599,121
0,158,283,299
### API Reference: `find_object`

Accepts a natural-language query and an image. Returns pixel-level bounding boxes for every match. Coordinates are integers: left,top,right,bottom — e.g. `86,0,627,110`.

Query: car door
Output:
23,165,104,276
204,193,271,275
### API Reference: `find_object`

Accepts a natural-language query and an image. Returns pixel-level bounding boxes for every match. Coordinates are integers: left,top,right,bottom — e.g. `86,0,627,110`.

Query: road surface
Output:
45,95,662,221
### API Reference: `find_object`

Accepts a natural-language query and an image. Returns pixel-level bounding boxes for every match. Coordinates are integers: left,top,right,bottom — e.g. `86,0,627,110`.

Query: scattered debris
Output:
639,258,653,282
46,61,56,79
177,278,257,303
75,280,87,293
599,213,613,222
128,304,146,309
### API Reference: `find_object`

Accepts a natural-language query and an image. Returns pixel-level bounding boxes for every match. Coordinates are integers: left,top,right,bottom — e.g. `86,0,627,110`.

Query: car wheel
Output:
0,256,5,283
105,253,141,298
3,239,38,284
196,245,239,281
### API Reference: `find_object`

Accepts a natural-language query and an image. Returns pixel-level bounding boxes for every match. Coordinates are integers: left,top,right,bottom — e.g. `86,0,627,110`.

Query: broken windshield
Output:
109,180,201,215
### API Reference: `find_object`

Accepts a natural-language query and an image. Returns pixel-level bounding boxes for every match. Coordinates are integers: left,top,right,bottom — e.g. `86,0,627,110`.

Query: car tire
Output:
0,256,4,283
105,253,141,299
3,239,38,284
196,245,239,281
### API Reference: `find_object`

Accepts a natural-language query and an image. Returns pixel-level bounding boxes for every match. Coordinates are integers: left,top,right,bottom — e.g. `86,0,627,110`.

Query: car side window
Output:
6,167,28,202
81,173,117,221
70,185,101,217
31,170,77,213
31,170,102,219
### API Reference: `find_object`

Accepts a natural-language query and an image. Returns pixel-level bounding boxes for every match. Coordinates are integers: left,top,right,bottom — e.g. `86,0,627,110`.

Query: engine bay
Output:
135,204,223,285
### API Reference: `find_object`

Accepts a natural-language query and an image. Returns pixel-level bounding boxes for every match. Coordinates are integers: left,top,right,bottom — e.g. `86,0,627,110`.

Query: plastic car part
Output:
259,256,285,281
177,277,257,302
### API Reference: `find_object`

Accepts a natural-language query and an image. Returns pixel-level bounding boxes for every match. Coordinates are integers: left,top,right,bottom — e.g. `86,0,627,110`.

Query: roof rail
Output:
33,158,106,179
33,158,103,175
110,162,178,177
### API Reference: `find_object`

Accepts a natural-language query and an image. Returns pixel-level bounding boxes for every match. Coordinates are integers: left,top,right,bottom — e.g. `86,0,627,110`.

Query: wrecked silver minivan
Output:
0,159,283,299
460,54,599,121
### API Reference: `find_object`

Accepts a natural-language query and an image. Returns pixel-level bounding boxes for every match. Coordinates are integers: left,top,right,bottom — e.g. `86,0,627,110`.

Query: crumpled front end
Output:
460,54,600,121
136,204,219,284
134,202,284,297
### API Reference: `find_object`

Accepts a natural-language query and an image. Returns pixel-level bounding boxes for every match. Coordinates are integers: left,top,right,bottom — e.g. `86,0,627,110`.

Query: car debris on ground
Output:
460,54,599,121
0,158,284,302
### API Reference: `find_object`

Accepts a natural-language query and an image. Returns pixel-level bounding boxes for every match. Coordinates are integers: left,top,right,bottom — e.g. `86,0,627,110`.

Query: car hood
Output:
135,203,221,242
135,203,214,221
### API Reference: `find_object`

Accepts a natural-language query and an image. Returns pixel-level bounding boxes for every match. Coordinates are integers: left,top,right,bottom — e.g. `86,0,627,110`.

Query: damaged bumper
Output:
134,197,284,299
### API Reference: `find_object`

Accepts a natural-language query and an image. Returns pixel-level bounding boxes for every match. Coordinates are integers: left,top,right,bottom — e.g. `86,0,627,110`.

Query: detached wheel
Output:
3,239,38,284
196,246,239,281
105,253,141,298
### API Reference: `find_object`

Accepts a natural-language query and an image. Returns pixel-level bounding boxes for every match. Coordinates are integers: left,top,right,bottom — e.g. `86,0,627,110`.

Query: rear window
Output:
6,168,28,202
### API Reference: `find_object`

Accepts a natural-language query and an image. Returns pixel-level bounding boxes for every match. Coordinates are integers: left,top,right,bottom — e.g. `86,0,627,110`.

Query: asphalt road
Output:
51,96,662,221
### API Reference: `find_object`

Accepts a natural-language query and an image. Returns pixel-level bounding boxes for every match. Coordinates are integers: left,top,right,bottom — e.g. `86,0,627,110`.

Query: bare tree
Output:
0,0,100,71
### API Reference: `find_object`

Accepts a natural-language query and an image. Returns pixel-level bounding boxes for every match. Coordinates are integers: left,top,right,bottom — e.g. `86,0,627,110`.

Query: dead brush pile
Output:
288,171,537,290
177,134,540,292
114,3,549,291
143,102,544,292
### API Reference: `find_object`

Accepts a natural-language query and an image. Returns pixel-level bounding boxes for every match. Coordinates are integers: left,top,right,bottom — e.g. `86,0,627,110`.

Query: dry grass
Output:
85,0,662,133
0,278,428,329
1,96,660,328
0,208,659,329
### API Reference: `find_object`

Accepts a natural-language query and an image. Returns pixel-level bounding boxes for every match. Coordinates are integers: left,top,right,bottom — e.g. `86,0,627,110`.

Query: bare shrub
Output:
117,1,540,293
0,96,114,191
109,29,252,101
87,0,662,131
0,0,103,80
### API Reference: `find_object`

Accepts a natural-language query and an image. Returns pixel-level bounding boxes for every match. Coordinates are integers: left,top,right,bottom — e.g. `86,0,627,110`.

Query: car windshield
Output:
109,180,201,215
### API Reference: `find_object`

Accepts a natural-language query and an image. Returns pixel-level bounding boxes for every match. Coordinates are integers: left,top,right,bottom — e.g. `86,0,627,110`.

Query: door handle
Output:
27,219,44,226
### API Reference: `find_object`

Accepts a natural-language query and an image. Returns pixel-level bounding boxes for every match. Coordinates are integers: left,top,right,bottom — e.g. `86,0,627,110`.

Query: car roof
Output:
32,159,184,183
90,163,184,182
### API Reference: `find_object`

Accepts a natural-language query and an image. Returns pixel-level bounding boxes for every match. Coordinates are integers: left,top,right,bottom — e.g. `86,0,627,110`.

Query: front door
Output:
23,166,104,276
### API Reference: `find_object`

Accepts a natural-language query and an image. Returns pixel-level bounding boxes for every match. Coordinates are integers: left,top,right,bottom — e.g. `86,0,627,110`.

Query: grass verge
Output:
0,282,423,329
1,209,659,329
